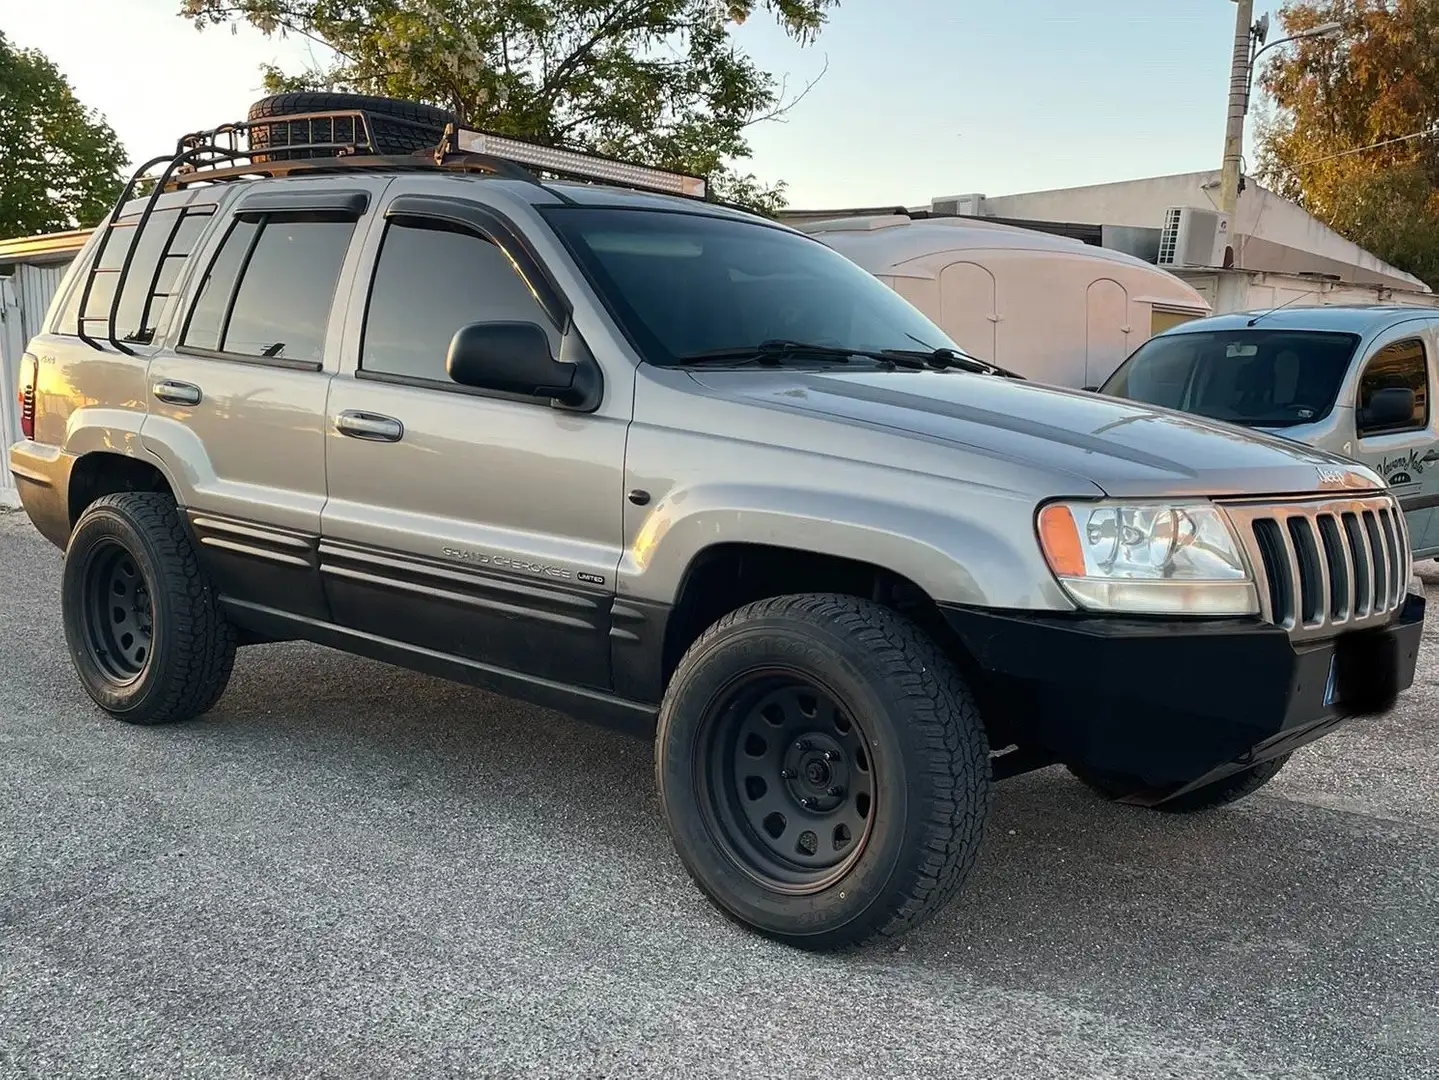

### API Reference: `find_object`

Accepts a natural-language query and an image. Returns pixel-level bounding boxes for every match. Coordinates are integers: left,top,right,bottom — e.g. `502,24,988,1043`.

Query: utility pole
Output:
1220,0,1254,219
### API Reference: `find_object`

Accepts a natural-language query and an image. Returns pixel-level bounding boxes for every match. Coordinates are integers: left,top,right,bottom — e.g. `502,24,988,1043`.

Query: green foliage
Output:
0,32,128,238
1257,1,1439,288
180,0,839,212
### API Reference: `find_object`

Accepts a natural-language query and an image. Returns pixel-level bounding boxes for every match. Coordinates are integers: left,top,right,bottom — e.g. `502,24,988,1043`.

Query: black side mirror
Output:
446,322,587,406
1359,386,1415,434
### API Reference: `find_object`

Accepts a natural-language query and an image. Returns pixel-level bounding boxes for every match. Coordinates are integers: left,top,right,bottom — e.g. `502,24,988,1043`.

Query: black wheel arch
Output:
68,452,176,535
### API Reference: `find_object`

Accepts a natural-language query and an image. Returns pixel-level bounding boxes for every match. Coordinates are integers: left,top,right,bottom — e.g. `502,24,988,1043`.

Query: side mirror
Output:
1358,386,1415,434
446,322,585,406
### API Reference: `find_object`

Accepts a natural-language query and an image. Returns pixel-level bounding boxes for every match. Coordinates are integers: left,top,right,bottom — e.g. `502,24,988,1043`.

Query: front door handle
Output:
335,410,404,442
152,379,202,407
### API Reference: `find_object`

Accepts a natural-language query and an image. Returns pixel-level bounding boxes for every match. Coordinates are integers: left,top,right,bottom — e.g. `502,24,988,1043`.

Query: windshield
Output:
1100,328,1361,428
542,207,962,366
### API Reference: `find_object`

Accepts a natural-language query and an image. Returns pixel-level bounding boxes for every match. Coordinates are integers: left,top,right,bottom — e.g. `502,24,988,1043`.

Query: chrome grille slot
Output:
1379,509,1402,609
1363,510,1387,611
1252,519,1293,627
1315,514,1348,620
1286,515,1325,626
1342,512,1371,616
1222,493,1409,640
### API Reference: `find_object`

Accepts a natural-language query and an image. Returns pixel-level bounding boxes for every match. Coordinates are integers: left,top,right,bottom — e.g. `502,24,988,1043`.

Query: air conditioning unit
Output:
1157,206,1230,268
931,193,987,217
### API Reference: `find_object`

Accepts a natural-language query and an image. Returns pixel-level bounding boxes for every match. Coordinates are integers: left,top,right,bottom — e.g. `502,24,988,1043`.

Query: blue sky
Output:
7,0,1254,208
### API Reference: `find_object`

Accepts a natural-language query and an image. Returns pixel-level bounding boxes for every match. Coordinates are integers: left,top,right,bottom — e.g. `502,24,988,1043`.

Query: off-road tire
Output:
656,593,991,950
1068,755,1292,814
247,92,457,162
62,492,236,725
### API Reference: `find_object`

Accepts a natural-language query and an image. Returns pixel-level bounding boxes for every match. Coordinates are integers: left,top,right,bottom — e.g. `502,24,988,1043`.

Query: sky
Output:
3,0,1260,209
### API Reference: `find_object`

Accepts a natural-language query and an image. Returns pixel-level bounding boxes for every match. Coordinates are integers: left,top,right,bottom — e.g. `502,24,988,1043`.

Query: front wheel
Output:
62,492,236,725
656,594,991,950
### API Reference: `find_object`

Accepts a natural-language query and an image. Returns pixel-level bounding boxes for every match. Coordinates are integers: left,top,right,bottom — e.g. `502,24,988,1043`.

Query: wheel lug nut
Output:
801,797,816,809
779,768,795,779
796,739,811,752
823,750,836,762
827,785,844,797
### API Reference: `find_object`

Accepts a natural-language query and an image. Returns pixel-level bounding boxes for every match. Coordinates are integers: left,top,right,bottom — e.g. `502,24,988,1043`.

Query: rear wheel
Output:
62,492,235,725
1068,755,1291,813
656,594,990,950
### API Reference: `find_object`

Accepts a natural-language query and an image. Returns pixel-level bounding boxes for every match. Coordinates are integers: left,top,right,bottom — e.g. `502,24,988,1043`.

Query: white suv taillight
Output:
18,353,37,440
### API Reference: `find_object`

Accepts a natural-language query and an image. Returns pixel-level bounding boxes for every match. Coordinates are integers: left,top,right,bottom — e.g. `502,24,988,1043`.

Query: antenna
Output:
1246,289,1319,327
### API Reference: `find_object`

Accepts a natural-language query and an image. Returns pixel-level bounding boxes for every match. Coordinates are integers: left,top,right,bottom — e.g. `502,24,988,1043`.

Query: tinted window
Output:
1102,329,1360,429
182,215,355,362
1358,338,1428,435
361,219,555,382
543,207,961,365
183,219,260,350
56,206,215,340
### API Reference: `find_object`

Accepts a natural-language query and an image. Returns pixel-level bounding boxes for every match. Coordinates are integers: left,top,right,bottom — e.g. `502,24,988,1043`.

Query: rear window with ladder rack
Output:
56,204,216,344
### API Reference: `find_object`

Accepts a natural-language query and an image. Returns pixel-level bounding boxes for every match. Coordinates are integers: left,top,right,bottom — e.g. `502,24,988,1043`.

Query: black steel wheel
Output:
703,675,877,892
62,491,235,725
78,539,155,683
657,593,991,950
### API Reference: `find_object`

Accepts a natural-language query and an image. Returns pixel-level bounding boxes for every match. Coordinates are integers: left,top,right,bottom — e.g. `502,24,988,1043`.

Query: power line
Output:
1290,126,1439,167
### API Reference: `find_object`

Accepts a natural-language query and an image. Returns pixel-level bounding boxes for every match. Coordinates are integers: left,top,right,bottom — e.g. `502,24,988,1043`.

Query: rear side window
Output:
1358,337,1428,435
181,214,356,363
360,219,556,383
56,206,215,342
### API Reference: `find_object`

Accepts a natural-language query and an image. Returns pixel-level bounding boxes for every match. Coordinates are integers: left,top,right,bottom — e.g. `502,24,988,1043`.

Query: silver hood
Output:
688,368,1385,499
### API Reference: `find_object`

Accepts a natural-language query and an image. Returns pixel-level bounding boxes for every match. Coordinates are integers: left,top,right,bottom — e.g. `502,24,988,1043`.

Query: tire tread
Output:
662,592,990,947
74,492,235,725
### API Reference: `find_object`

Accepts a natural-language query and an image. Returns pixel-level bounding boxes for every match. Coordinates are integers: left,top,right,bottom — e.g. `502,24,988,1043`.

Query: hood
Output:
685,368,1383,499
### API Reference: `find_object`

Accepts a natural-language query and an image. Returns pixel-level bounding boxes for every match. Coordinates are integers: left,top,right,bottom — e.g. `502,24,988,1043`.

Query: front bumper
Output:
942,593,1426,805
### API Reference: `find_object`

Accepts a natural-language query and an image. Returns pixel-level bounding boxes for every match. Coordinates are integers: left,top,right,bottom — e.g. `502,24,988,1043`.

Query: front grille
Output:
1223,494,1410,638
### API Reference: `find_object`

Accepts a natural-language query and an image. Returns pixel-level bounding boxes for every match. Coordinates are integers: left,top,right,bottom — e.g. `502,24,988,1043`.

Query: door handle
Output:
335,410,404,442
152,379,202,407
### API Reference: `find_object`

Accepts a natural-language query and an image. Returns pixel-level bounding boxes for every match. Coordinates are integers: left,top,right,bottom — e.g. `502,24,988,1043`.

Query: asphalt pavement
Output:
1,507,1436,1080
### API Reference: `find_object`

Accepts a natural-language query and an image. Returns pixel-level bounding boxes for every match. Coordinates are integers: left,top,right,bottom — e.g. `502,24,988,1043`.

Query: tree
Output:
1256,1,1439,288
179,1,839,212
0,33,128,238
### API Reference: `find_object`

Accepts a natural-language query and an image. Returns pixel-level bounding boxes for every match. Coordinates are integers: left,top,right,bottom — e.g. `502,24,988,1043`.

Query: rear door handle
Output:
152,379,202,406
335,410,404,442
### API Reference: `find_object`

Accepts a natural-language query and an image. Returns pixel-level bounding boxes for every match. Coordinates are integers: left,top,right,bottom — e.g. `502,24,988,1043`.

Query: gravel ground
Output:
1,507,1436,1080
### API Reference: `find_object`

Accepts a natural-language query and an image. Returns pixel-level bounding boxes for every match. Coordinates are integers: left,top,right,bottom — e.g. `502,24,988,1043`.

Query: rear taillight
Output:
18,353,37,440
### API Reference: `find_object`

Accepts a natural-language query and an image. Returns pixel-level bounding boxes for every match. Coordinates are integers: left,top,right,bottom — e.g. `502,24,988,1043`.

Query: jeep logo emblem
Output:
1316,467,1348,487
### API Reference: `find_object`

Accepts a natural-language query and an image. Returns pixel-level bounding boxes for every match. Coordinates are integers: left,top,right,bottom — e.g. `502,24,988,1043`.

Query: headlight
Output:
1037,500,1258,616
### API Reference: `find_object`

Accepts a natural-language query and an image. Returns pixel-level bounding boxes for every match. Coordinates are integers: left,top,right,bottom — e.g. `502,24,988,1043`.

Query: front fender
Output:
618,480,1075,611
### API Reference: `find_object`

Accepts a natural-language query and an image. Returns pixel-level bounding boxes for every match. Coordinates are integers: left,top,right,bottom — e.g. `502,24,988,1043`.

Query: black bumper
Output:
942,594,1426,805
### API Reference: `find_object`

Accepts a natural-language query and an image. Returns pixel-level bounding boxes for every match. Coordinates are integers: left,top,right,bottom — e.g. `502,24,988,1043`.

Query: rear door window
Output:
181,213,356,363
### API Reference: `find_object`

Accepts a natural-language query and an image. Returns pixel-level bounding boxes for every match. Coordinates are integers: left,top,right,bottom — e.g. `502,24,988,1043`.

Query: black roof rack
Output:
74,106,712,354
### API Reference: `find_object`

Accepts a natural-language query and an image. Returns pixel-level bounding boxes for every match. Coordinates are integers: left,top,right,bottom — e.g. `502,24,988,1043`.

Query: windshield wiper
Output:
887,334,1025,378
677,340,919,368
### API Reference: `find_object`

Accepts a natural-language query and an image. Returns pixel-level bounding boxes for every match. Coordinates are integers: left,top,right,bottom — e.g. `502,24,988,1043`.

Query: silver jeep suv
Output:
8,94,1426,950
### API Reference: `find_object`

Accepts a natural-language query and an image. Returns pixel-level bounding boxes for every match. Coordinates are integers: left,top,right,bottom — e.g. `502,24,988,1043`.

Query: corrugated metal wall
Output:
1,258,74,498
16,262,71,340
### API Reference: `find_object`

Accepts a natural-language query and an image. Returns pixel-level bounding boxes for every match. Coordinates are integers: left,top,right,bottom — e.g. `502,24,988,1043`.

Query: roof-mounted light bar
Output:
453,128,708,200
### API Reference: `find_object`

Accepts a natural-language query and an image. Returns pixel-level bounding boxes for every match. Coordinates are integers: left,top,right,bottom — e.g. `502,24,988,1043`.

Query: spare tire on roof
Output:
246,92,457,163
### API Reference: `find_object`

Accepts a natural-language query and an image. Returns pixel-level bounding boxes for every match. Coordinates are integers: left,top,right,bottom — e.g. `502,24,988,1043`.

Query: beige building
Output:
931,169,1437,311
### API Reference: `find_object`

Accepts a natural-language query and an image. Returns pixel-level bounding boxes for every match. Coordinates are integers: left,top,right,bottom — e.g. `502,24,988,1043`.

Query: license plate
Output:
1324,656,1339,707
